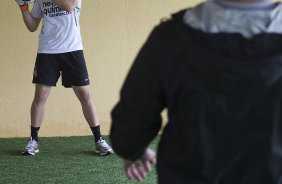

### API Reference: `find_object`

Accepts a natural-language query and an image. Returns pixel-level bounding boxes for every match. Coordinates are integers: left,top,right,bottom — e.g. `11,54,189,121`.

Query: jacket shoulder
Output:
151,8,189,40
159,9,189,24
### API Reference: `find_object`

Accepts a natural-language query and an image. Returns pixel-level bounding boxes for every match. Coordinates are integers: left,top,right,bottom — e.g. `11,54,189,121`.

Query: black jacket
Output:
111,7,282,184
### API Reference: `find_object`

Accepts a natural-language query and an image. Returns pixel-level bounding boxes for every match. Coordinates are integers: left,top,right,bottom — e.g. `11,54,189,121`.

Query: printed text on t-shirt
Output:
43,2,71,17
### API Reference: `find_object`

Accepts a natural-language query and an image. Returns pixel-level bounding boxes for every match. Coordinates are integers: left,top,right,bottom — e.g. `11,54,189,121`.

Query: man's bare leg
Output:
73,85,113,155
23,84,51,155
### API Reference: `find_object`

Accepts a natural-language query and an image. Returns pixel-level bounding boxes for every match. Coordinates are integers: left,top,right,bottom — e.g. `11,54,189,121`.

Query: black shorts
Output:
32,50,90,88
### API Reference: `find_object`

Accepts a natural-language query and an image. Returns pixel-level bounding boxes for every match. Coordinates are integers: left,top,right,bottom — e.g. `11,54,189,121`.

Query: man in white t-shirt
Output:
15,0,113,156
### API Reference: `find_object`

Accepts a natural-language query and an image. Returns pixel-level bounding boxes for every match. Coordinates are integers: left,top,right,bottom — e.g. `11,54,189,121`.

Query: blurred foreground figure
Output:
111,0,282,183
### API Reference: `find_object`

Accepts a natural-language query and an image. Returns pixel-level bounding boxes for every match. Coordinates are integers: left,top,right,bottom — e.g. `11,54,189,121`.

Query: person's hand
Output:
124,148,156,182
15,0,30,12
15,0,25,6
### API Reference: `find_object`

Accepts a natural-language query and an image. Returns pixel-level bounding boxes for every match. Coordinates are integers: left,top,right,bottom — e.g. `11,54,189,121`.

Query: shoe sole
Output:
22,149,39,156
94,150,114,156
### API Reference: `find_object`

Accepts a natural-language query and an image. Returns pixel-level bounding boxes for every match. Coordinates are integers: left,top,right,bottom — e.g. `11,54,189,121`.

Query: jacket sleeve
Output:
110,23,171,160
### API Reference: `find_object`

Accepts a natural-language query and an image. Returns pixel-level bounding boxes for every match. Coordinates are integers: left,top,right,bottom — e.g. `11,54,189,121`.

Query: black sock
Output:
90,126,102,142
31,126,40,142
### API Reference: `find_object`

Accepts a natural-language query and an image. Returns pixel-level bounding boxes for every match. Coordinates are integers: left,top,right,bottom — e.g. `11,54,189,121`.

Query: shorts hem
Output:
64,83,90,88
32,82,56,87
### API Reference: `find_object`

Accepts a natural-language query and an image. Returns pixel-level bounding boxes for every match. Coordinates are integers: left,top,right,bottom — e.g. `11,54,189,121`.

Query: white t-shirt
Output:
32,0,83,54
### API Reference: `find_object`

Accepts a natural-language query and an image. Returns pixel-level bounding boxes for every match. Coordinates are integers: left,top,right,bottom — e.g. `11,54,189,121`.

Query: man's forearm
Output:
51,0,77,12
22,10,41,32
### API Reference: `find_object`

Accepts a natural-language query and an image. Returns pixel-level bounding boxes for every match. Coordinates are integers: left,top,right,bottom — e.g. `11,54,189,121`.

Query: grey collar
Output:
183,1,282,38
214,0,276,10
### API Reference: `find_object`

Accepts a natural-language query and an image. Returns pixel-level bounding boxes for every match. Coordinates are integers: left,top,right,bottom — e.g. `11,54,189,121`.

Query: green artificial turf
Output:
0,136,159,184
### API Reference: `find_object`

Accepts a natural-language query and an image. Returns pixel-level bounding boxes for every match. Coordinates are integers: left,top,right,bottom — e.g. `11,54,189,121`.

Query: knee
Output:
77,89,92,104
33,90,49,104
